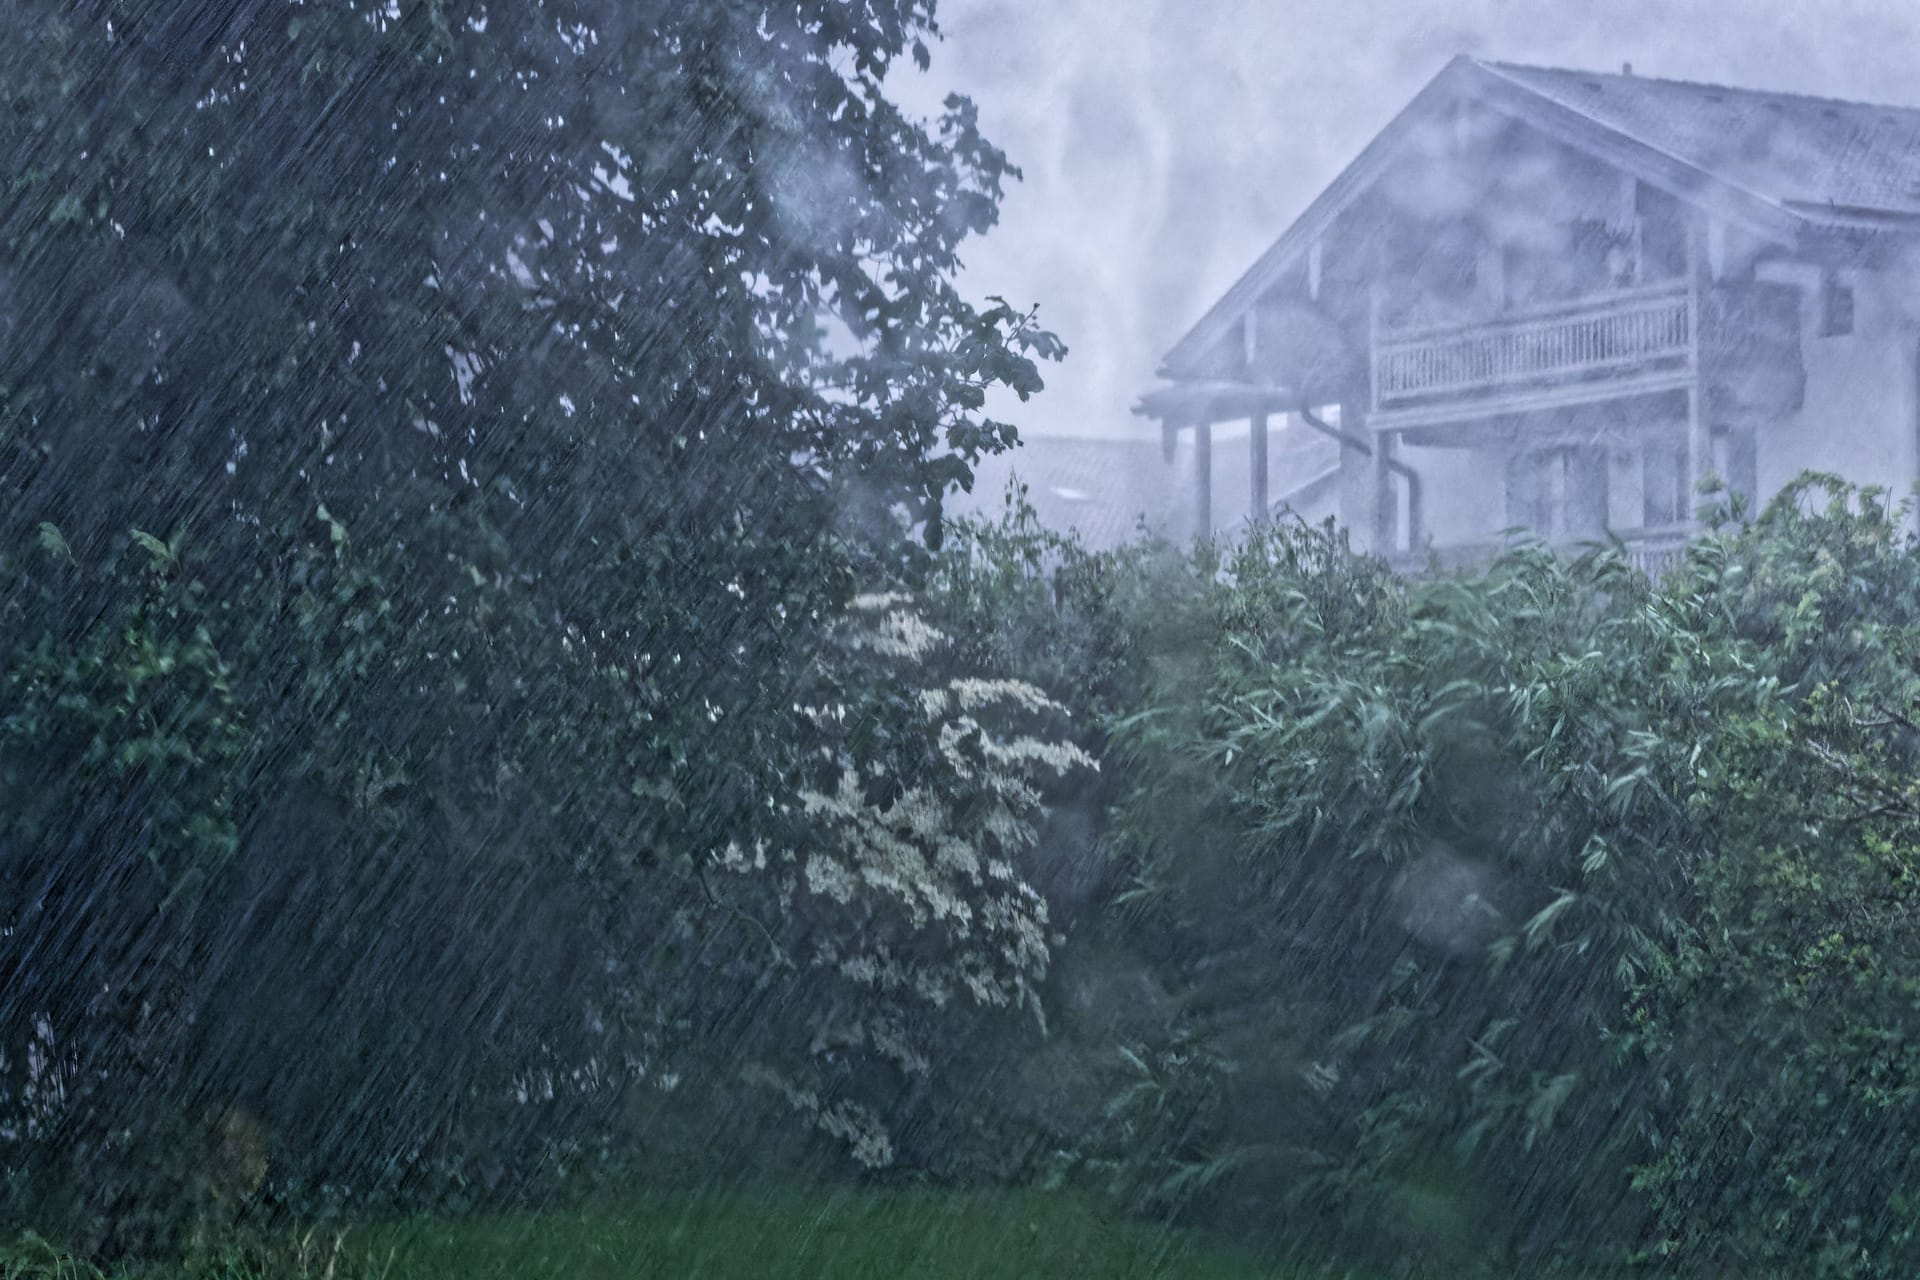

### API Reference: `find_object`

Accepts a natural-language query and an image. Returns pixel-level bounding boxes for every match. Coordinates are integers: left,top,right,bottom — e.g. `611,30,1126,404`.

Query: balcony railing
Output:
1617,527,1690,582
1371,281,1695,424
1389,526,1693,582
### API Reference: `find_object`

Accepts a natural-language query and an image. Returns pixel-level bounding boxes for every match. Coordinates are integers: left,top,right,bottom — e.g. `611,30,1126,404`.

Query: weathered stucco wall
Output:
1757,269,1919,512
1399,442,1511,550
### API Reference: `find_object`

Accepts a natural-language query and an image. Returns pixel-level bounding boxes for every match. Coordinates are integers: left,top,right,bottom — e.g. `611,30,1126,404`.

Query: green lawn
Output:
7,1186,1364,1279
347,1187,1323,1280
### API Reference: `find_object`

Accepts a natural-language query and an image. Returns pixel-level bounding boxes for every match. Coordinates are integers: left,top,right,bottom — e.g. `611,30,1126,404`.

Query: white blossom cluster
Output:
844,592,945,661
743,1064,895,1169
717,592,1094,1166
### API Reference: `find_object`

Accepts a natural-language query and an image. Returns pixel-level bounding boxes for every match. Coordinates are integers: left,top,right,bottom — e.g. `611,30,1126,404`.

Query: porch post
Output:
1727,427,1757,514
1685,387,1711,525
1406,454,1425,551
1685,223,1711,525
1249,411,1270,522
1338,401,1379,553
1194,419,1213,539
1374,429,1399,553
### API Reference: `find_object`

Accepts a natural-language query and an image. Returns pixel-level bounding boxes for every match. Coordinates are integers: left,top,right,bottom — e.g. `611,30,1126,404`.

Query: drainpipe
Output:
1297,406,1424,544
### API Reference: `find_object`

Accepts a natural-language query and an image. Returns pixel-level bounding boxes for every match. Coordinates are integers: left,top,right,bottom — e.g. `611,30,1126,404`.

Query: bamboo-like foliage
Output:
988,481,1920,1274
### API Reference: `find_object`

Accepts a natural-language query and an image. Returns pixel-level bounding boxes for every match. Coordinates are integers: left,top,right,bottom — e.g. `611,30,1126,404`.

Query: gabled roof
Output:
1487,62,1920,222
1160,56,1920,378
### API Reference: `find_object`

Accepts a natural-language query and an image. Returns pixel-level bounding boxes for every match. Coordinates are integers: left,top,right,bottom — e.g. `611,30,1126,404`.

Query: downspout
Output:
1297,406,1424,541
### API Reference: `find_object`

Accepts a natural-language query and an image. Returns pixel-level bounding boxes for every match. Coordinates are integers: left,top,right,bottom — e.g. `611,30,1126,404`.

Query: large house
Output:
1138,57,1920,573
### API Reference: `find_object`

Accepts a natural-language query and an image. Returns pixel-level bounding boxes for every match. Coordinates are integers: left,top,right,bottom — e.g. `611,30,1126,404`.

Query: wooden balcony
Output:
1370,280,1696,429
1617,526,1690,580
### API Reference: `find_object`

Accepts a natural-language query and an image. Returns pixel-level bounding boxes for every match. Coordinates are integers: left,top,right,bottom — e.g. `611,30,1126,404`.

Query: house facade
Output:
1139,57,1920,572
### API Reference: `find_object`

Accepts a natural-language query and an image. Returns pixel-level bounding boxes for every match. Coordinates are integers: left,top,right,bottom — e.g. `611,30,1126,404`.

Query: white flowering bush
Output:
725,592,1094,1167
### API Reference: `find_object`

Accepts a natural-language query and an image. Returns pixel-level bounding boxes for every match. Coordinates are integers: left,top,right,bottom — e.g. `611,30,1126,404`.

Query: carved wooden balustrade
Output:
1371,280,1696,427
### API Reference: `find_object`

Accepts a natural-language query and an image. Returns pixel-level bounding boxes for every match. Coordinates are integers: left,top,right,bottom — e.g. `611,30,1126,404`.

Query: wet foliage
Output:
5,3,1920,1278
0,0,1064,1264
962,478,1920,1276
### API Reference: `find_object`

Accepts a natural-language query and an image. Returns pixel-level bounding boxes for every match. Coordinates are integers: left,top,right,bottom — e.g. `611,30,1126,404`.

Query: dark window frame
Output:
1820,270,1855,338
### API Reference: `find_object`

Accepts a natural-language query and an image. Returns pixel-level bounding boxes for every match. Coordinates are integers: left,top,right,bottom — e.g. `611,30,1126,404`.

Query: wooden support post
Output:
1194,420,1213,540
1686,386,1712,524
1250,412,1269,522
1374,430,1399,553
1337,403,1377,552
1367,284,1383,419
1727,426,1757,515
1685,223,1710,525
1406,456,1424,551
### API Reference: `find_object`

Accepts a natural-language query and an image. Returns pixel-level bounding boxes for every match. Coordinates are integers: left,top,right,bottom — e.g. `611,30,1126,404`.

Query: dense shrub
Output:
943,480,1920,1275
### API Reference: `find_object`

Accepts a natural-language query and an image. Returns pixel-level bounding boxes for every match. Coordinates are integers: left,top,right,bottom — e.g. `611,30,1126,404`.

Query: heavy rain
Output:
7,2,1920,1277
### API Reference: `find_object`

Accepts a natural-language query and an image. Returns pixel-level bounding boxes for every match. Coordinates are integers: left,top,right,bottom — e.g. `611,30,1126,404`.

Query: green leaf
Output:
130,528,174,570
35,520,71,562
316,503,349,549
1524,890,1580,948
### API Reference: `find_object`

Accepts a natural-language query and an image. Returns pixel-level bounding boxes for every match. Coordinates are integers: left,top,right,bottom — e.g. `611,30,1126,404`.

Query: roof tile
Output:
1483,61,1920,217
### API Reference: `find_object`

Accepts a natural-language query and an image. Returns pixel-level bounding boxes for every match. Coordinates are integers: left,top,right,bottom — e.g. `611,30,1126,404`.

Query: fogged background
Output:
901,0,1920,439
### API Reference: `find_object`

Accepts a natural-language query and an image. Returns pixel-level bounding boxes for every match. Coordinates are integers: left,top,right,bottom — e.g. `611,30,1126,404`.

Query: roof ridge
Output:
1156,52,1920,383
1477,57,1920,119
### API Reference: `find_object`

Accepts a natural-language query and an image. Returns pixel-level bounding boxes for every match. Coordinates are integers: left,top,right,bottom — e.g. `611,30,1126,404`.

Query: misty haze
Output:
6,3,1920,1278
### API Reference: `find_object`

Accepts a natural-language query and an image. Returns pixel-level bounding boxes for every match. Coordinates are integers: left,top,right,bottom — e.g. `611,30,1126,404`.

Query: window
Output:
1509,447,1610,537
1635,183,1687,279
1642,440,1687,527
1820,271,1855,337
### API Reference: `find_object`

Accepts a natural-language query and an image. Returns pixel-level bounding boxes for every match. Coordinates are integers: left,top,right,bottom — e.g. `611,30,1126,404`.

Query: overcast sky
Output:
895,0,1920,439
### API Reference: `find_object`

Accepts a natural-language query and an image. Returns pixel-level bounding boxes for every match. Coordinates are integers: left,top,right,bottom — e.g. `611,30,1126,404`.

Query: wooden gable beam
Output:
1157,56,1815,381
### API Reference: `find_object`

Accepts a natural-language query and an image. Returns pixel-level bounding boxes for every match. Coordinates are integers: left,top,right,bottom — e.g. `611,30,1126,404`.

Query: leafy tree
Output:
0,0,1057,1252
0,530,246,1255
